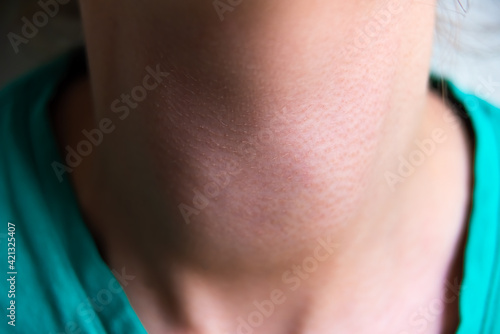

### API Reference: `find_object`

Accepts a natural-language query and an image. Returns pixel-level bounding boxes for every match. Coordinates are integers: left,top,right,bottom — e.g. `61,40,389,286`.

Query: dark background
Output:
0,0,499,106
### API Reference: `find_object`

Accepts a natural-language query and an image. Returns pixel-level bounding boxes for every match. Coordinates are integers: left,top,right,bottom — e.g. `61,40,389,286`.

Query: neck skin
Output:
53,0,471,333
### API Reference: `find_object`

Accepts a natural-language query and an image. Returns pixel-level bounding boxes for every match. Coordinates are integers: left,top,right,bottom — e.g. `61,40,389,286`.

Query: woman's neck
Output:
53,0,471,331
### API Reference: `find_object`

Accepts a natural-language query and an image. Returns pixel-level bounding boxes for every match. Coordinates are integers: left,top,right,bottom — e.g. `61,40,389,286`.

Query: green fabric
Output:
0,51,147,334
447,81,500,334
0,50,499,334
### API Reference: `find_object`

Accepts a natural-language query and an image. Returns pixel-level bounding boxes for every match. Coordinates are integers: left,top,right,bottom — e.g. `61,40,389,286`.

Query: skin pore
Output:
52,0,471,333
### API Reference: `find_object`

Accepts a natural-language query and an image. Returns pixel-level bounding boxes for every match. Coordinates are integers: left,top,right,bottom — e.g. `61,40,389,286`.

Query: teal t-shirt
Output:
0,50,499,333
